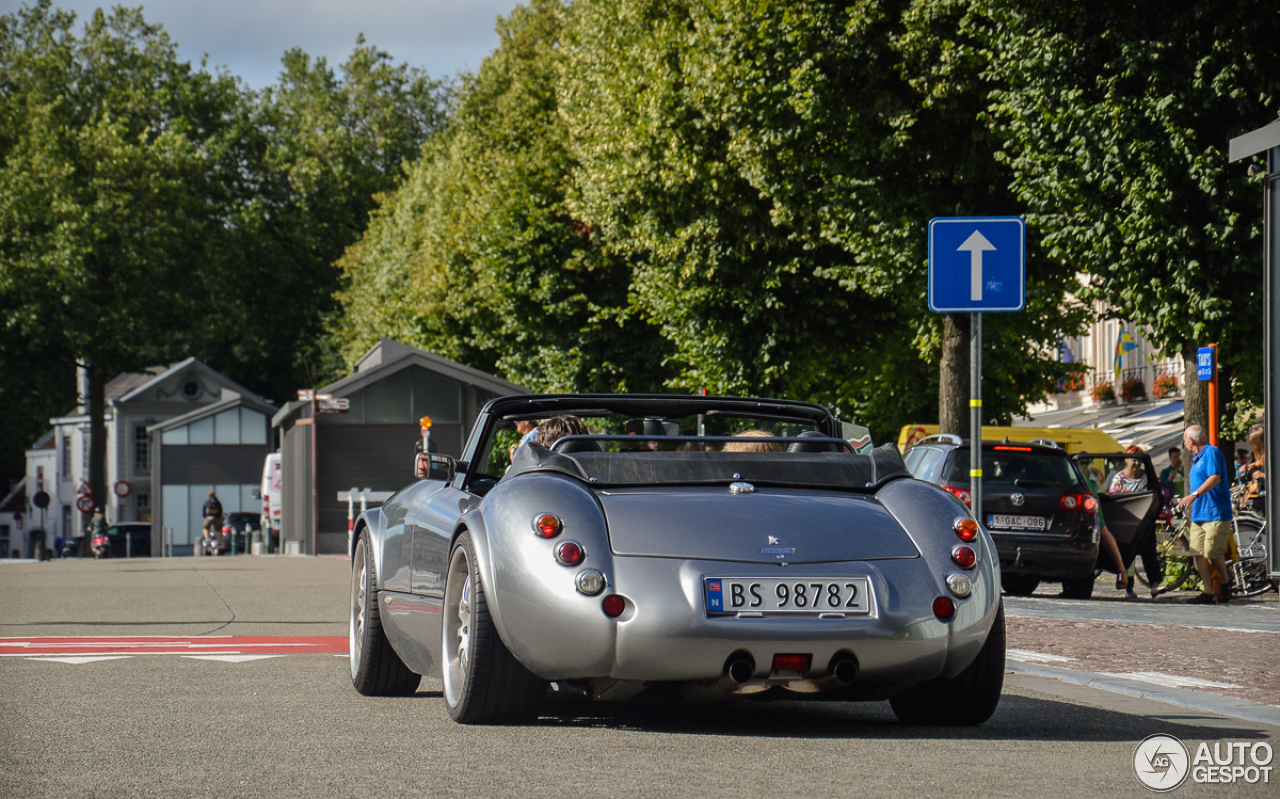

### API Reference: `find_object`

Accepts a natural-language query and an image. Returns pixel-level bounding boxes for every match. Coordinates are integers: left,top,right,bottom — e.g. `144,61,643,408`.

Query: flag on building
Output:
1114,329,1138,381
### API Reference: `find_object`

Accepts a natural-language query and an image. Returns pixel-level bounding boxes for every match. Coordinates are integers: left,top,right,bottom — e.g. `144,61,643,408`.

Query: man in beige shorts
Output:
1176,425,1234,604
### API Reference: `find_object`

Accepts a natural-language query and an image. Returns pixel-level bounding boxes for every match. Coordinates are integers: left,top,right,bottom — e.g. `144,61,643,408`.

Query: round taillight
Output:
932,596,955,620
1083,495,1098,513
555,541,584,566
946,573,973,598
953,517,979,542
533,513,562,538
602,595,626,618
1060,495,1078,510
951,544,977,570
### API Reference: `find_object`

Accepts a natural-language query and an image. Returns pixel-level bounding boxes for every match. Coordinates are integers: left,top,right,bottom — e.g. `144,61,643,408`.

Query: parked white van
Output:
260,453,282,552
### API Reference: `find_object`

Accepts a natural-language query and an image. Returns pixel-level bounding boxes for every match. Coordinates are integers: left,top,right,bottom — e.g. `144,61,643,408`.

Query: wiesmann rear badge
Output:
762,536,795,558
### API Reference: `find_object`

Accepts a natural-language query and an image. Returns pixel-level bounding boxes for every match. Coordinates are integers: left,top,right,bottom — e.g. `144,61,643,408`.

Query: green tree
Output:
560,0,1087,437
0,2,250,511
982,0,1280,433
336,0,668,393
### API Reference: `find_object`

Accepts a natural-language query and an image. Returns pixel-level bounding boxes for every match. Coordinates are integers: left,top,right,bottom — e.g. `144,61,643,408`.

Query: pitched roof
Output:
0,483,25,514
104,363,175,400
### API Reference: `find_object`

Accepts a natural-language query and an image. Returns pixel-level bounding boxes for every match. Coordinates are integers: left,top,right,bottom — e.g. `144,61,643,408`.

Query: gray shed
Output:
272,339,528,555
147,390,277,555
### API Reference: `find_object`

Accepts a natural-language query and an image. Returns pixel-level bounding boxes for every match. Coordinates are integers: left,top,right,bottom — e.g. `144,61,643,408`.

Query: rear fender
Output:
459,474,619,679
876,478,1000,677
353,508,387,588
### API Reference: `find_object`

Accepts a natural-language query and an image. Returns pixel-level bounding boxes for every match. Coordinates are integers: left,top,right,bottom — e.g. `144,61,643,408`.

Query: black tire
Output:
1001,575,1040,597
1059,575,1095,599
350,532,421,696
442,531,547,724
890,602,1005,726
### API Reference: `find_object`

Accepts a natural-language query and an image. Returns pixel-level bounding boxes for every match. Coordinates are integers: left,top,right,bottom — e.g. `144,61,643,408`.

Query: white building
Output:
15,359,269,556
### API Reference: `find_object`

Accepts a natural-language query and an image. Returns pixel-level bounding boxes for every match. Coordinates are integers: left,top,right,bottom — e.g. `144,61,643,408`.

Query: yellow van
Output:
897,424,1121,454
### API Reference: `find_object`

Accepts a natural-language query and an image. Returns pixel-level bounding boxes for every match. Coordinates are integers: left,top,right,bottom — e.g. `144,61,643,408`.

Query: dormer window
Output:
182,380,201,399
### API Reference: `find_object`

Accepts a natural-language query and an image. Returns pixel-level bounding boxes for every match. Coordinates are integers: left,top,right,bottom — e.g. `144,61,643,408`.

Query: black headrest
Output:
556,437,603,454
643,419,667,436
788,430,840,453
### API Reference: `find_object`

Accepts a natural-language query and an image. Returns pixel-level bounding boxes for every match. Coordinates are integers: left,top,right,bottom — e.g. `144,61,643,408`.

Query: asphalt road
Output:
2,557,1276,799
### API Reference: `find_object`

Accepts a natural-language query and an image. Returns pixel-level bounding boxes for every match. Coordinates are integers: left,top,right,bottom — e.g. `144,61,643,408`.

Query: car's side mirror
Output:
416,453,457,483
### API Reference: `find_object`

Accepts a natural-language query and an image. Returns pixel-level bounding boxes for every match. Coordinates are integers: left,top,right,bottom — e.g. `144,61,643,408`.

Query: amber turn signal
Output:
953,517,979,542
533,513,562,538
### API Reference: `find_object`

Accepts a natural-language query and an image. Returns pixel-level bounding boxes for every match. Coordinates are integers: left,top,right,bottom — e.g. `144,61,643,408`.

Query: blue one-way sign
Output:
928,217,1025,313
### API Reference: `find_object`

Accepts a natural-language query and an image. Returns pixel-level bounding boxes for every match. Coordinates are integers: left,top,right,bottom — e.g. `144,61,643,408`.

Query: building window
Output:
61,435,71,478
134,425,151,473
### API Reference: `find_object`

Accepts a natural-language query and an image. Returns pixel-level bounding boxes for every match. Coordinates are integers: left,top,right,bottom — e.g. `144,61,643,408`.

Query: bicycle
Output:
1135,496,1275,598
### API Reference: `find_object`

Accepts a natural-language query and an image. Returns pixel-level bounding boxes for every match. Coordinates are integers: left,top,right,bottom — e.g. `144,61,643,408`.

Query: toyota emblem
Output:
1011,492,1025,507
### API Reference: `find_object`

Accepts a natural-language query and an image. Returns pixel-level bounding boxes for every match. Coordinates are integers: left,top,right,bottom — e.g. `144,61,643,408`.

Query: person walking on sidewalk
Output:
1176,425,1234,604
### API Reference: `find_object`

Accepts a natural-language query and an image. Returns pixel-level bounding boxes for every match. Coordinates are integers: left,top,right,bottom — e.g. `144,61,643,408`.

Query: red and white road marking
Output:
0,636,347,663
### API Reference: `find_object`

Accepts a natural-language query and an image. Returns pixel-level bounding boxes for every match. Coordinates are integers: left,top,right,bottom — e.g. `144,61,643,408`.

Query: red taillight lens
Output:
953,517,979,542
944,486,972,507
933,596,956,620
993,445,1033,452
1059,494,1099,514
771,654,812,673
951,544,977,569
602,595,626,618
533,513,562,538
555,541,584,566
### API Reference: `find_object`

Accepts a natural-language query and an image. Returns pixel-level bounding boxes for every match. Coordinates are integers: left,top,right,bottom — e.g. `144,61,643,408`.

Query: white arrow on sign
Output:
957,230,996,302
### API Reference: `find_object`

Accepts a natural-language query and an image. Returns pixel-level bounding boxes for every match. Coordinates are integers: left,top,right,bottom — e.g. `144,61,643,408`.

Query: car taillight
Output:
771,654,812,673
533,513,562,538
953,517,979,542
602,595,626,617
993,445,1033,451
1059,494,1098,514
943,486,972,507
951,544,977,569
933,596,956,620
555,541,584,566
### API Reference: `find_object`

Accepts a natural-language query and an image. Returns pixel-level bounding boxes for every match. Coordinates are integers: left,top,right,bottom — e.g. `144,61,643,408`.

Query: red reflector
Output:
953,517,979,542
771,654,812,673
943,486,972,507
951,545,977,569
602,595,625,617
533,513,562,538
993,446,1033,451
933,596,955,620
555,541,584,566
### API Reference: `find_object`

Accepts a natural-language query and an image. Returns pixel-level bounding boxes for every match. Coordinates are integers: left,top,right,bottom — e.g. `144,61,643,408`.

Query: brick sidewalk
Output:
1007,616,1280,708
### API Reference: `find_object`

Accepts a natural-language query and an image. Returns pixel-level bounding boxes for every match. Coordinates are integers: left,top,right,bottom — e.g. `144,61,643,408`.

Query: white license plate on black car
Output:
987,514,1047,531
704,577,872,616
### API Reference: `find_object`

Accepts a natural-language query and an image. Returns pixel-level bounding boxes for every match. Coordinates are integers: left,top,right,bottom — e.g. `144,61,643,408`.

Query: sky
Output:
7,0,524,88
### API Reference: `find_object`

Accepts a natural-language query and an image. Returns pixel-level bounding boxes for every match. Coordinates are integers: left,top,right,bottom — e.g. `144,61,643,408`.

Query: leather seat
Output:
788,430,840,453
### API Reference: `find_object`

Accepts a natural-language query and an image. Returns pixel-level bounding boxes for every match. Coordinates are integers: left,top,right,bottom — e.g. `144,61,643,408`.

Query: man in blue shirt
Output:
1176,425,1234,604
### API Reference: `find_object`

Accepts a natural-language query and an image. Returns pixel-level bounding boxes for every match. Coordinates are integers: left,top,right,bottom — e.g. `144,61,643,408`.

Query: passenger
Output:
508,419,540,461
535,415,589,450
1158,446,1185,496
1081,462,1129,593
722,430,782,453
1107,445,1147,493
1109,446,1164,598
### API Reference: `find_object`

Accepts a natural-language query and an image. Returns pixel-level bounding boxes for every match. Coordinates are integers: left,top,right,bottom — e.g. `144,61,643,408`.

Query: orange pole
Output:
1207,343,1219,448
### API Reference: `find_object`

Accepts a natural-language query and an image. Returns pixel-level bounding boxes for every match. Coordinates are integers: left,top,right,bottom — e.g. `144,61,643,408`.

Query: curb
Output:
1008,661,1280,728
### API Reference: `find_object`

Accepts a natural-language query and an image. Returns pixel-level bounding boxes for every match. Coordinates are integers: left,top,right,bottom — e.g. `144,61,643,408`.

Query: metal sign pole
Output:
1267,151,1279,580
971,312,983,516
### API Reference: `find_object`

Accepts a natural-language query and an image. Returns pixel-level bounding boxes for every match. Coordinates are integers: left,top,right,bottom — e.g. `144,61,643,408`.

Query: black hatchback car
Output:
905,436,1105,598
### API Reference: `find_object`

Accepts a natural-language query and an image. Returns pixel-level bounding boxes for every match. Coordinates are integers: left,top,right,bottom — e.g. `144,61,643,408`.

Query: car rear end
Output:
937,443,1099,582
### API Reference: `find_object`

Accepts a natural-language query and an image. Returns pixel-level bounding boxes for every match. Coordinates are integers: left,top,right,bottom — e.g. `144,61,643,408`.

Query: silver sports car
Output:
348,394,1004,725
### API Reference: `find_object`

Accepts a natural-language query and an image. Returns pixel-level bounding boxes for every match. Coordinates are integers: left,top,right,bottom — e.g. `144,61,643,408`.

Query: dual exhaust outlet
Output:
716,653,858,693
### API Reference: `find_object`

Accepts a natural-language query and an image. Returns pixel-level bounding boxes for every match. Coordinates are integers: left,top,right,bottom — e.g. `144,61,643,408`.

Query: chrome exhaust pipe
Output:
715,655,756,693
817,655,858,689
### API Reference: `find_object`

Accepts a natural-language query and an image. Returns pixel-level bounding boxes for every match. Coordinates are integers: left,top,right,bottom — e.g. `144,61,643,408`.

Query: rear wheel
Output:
442,531,547,724
890,603,1005,726
1059,575,1095,599
1001,575,1040,597
350,532,420,696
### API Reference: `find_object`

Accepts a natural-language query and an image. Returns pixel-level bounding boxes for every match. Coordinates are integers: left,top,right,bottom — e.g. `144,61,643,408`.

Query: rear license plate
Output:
704,577,872,616
987,514,1047,531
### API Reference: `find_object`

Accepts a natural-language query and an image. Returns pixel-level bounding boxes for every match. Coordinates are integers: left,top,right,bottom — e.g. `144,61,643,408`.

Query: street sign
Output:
297,389,315,402
1197,347,1215,380
318,397,350,413
75,495,94,513
928,217,1026,313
